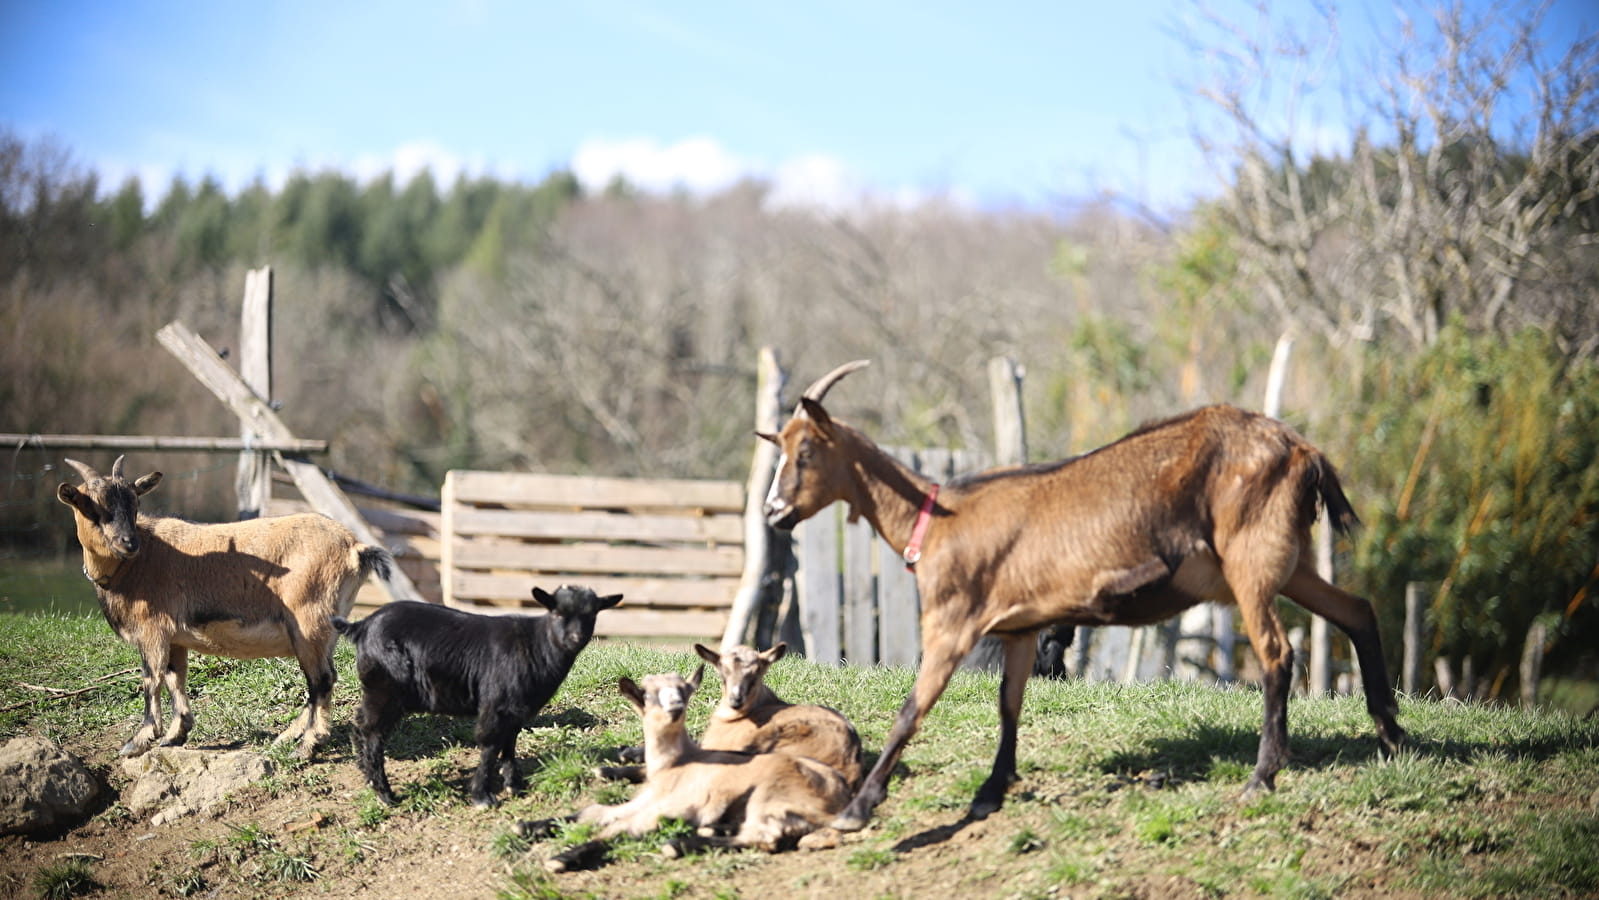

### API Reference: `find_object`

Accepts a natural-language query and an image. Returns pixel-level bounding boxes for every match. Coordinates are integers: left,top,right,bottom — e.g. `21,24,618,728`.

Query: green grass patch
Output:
4,612,1599,898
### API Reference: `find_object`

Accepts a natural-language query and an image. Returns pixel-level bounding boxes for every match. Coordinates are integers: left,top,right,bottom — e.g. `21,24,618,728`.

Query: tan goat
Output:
567,669,850,857
761,361,1405,831
693,642,864,788
57,456,391,758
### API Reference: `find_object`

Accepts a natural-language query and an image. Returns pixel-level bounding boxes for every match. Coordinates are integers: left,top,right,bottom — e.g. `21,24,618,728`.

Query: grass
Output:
4,610,1599,898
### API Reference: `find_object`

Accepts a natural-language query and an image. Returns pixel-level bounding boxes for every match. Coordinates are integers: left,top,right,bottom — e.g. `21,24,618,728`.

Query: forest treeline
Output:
2,2,1595,701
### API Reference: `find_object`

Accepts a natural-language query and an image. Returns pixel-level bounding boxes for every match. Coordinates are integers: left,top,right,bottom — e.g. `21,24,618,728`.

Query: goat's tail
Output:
1308,451,1360,534
355,545,394,582
331,614,364,640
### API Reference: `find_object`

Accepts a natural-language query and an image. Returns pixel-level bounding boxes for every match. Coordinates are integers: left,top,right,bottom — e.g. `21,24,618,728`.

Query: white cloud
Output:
571,135,748,195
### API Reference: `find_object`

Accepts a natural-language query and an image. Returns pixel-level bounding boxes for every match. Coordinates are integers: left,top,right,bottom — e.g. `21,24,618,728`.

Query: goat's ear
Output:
57,483,86,511
531,586,556,610
617,677,645,712
798,398,836,437
688,664,704,693
598,593,624,610
132,471,163,496
763,642,788,664
693,643,720,666
754,430,780,445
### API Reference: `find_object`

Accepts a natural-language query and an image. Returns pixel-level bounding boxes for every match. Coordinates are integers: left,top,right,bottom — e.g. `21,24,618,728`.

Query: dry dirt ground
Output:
1,723,1416,900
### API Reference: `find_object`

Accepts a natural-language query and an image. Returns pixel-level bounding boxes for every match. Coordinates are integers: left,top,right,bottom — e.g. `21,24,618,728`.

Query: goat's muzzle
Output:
764,501,799,531
110,534,140,560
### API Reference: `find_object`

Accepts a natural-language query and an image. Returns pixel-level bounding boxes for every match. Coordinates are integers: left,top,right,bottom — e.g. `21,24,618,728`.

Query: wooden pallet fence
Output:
441,470,746,639
794,447,989,666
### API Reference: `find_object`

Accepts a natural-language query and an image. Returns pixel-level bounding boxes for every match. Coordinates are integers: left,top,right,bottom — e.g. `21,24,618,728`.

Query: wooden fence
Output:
439,470,746,640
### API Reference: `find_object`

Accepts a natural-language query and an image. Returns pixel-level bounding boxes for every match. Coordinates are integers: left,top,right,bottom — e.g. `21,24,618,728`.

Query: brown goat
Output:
693,642,864,789
57,456,391,758
760,361,1404,830
566,669,850,857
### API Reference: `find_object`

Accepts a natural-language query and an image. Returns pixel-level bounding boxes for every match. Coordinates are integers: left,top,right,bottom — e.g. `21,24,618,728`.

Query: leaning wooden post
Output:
235,267,273,519
1309,525,1334,694
1402,582,1424,695
156,320,426,606
720,347,786,651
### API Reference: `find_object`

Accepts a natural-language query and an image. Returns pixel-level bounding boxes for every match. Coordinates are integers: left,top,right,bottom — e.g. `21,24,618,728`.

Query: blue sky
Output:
2,0,1592,214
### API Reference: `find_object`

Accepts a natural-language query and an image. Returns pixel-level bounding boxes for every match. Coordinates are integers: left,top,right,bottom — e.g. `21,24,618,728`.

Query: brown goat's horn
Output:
63,458,100,483
801,360,871,404
110,455,127,480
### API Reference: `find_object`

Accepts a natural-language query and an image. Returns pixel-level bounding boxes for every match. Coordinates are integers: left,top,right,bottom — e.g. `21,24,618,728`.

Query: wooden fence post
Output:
1403,582,1424,695
235,267,272,519
1519,619,1547,706
720,347,785,651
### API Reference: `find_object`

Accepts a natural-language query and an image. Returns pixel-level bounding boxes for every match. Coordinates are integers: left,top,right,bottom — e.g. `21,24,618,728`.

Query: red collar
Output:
902,483,939,571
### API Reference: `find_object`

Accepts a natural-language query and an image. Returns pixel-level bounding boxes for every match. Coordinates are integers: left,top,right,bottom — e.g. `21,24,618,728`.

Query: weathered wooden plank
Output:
842,514,876,665
448,540,743,577
380,598,728,638
877,545,921,667
798,506,842,665
448,470,743,512
0,434,327,453
156,320,425,605
450,507,742,544
449,572,740,608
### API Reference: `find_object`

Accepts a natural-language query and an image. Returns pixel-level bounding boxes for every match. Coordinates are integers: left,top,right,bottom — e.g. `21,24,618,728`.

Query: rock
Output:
121,748,273,825
0,737,102,836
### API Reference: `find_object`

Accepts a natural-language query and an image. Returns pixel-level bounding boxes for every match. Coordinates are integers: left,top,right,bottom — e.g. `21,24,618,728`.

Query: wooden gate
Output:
441,470,745,640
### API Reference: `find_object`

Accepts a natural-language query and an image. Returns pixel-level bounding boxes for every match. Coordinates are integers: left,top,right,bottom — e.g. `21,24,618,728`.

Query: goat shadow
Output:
328,707,602,764
1097,719,1591,782
888,720,1595,854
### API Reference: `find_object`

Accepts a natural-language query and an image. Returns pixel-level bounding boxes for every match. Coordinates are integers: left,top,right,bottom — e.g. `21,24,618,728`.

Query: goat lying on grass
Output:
532,667,850,872
57,455,391,759
332,585,620,808
761,361,1405,830
599,642,864,789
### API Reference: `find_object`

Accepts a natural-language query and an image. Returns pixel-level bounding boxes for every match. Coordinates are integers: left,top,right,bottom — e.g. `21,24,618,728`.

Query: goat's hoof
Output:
374,791,399,808
797,828,841,851
616,746,645,764
471,795,499,810
830,811,869,832
119,740,152,758
968,793,1004,820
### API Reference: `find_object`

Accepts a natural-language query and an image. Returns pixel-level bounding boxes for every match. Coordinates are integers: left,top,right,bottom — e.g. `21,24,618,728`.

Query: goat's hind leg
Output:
356,692,405,806
971,632,1038,819
278,626,337,758
1284,565,1405,755
1230,573,1294,795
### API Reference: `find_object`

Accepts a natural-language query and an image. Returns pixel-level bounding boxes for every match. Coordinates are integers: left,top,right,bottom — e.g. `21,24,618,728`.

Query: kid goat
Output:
332,585,621,808
761,361,1405,831
556,668,850,864
57,456,391,758
600,642,864,788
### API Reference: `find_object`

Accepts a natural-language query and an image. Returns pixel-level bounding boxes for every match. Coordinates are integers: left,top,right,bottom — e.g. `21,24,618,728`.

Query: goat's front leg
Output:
499,728,525,797
833,619,978,831
157,647,193,748
971,632,1037,818
121,650,167,757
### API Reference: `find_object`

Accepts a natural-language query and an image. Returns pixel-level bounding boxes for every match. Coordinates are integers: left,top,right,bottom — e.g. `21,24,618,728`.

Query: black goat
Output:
332,585,621,807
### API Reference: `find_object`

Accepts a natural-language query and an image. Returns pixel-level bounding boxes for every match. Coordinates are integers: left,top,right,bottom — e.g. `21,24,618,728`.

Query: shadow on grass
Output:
1097,720,1596,783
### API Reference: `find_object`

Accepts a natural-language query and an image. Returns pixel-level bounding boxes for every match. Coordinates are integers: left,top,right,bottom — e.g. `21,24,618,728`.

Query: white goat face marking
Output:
655,684,686,713
764,452,790,517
